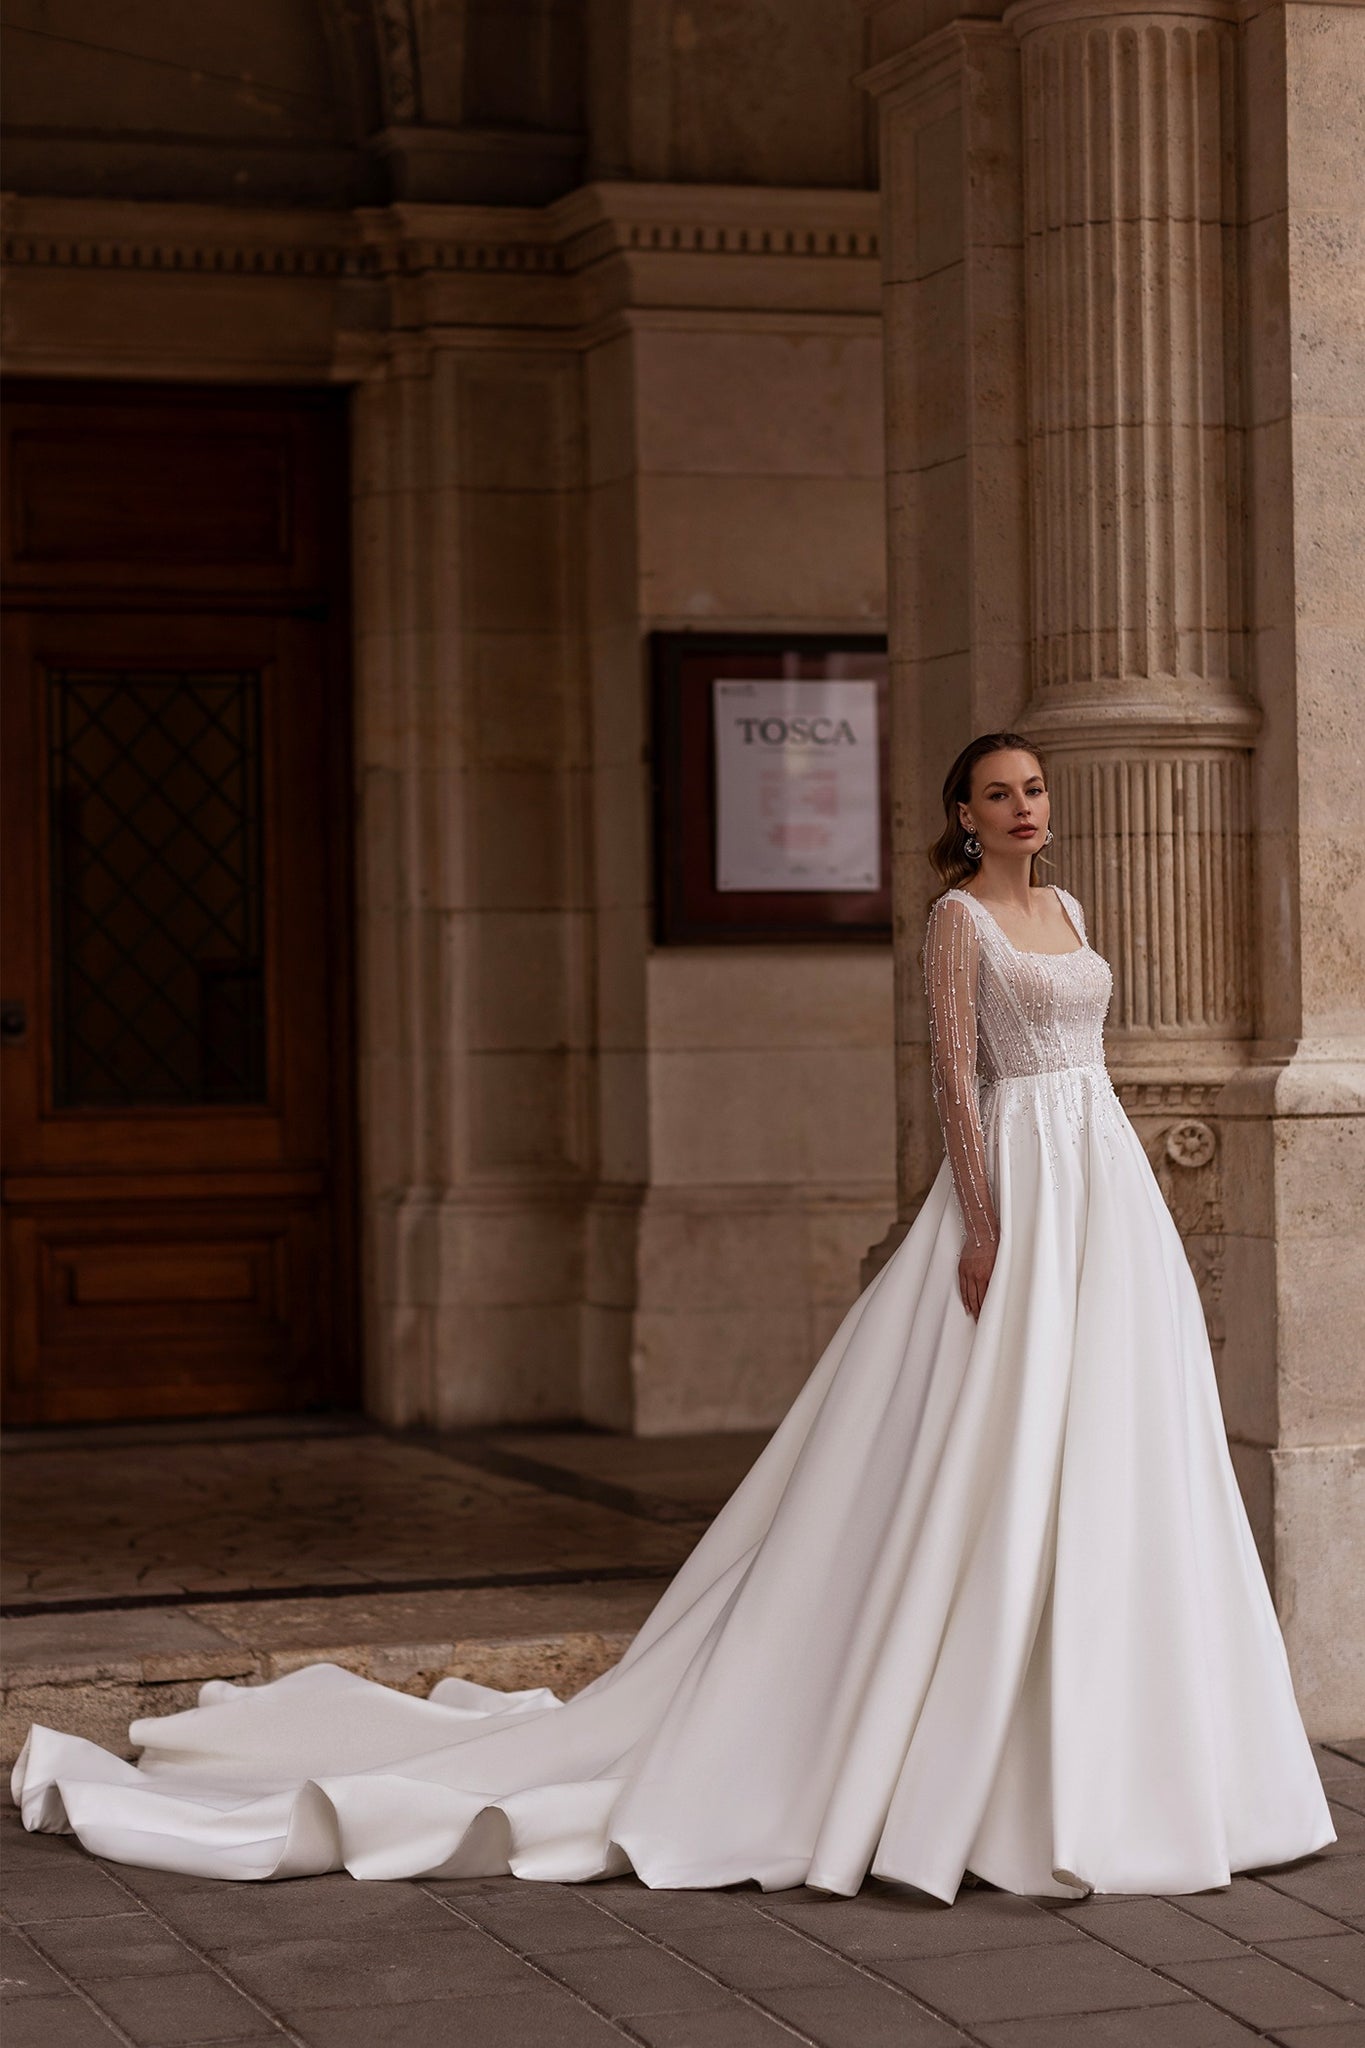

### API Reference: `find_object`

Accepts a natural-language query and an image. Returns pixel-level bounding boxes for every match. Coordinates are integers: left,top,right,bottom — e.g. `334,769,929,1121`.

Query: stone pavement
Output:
4,1418,1364,2044
3,1746,1364,2048
1,1419,766,1765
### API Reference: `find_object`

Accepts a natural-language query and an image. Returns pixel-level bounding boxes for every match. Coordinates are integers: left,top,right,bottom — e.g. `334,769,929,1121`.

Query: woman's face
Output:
958,749,1049,860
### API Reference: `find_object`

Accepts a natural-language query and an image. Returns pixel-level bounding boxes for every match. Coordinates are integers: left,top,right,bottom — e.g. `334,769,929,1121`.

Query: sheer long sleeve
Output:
923,896,1000,1251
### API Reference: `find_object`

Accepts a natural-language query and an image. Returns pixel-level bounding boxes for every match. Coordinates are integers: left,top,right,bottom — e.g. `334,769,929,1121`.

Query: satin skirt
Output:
13,1065,1335,1901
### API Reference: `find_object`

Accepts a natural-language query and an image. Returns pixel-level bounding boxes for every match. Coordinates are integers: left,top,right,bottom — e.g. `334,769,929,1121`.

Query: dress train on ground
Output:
13,1062,1334,1901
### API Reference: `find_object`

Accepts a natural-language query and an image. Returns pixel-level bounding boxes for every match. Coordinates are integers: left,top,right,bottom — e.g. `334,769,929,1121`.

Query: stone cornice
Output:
1,185,881,285
857,18,1012,106
548,183,880,266
0,196,373,279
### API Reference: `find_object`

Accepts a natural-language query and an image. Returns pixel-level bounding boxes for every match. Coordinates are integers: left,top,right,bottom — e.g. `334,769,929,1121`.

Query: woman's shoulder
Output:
924,888,985,957
926,886,975,925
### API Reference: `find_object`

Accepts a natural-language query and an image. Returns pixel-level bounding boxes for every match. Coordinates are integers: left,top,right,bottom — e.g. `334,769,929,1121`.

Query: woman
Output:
13,732,1334,1902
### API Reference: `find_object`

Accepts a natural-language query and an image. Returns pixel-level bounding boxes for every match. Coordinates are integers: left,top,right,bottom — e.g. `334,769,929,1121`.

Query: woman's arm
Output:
923,895,999,1254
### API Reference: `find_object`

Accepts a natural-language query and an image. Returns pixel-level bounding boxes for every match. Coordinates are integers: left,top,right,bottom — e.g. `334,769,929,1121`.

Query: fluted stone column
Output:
1010,0,1261,1056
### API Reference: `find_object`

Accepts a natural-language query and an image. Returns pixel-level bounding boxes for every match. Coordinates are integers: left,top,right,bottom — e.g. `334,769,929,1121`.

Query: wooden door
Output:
1,384,356,1423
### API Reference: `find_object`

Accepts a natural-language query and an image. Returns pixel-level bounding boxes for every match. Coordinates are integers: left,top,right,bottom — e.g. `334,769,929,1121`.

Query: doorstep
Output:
1,1575,662,1767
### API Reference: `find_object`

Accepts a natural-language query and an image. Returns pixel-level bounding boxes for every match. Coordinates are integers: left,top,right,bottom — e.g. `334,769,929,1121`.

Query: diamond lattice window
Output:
48,670,267,1107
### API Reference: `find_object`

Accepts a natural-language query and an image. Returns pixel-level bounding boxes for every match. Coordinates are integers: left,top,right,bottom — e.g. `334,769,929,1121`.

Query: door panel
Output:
1,385,355,1423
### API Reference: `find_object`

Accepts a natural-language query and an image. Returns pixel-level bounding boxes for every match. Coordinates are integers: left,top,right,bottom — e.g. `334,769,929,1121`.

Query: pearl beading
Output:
923,885,1129,1243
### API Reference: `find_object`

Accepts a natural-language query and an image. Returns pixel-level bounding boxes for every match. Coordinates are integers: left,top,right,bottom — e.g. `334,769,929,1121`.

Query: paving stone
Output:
115,1873,456,1950
1318,1747,1365,1779
1042,1895,1246,1965
753,1980,968,2046
1175,1878,1346,1943
1324,1784,1365,1822
430,1883,637,1956
1330,1803,1365,1849
24,1909,199,1979
216,1927,535,2010
1,1433,688,1612
1261,1854,1365,1929
630,2008,812,2048
0,1832,141,1927
577,1883,746,1931
630,1920,864,1992
760,1885,1083,1960
537,1942,736,2017
974,2002,1268,2047
1163,1951,1361,2028
1,1925,69,1998
284,1986,632,2046
0,1996,125,2046
2,1608,254,1688
1271,2025,1365,2048
882,1937,1189,2022
1314,1760,1365,1820
85,1967,278,2046
1260,1931,1365,2002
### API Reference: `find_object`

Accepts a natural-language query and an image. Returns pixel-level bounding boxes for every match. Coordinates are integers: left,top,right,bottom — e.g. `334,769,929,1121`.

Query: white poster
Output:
713,679,880,892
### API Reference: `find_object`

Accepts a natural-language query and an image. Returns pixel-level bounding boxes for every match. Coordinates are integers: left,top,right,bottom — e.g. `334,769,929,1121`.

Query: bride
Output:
13,731,1334,1903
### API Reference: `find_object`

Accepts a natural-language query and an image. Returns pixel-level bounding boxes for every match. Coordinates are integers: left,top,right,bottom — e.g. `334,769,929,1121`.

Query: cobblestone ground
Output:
4,1744,1364,2048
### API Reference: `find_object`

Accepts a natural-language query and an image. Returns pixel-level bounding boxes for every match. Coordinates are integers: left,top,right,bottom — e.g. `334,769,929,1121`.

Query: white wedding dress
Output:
13,884,1335,1902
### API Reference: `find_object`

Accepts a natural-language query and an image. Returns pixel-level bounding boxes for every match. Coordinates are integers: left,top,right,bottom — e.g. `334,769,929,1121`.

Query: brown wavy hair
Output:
927,730,1054,897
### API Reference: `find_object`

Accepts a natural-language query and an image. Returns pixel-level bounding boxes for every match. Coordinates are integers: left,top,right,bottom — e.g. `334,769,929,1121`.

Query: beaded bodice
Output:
938,886,1112,1084
921,885,1114,1250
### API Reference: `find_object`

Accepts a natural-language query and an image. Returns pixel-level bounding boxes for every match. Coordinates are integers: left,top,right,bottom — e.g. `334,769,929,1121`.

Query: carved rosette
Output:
1007,0,1258,1041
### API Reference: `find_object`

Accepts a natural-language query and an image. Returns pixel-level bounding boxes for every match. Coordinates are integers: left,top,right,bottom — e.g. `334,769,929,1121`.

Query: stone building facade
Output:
1,0,1360,1733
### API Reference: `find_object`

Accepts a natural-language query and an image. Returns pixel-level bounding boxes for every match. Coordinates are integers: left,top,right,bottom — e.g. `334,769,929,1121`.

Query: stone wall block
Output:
649,1048,895,1187
455,359,577,492
631,1306,812,1436
1272,1443,1365,1738
637,473,886,623
647,949,894,1052
461,489,567,634
637,1201,807,1313
437,1201,584,1310
1218,1229,1279,1446
883,273,967,474
429,1305,580,1428
1285,4,1365,217
634,328,886,481
468,912,573,1052
470,632,569,768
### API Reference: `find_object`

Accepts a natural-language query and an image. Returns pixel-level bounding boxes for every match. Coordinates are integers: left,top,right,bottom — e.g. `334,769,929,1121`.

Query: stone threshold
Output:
1,1576,660,1768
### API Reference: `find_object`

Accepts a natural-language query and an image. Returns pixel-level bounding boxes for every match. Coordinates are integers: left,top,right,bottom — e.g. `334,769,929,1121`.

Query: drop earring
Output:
964,833,982,860
1043,828,1053,845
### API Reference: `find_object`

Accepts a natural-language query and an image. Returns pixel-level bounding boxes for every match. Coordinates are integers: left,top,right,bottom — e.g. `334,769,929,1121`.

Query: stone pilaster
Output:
352,341,592,1430
1219,0,1365,1738
860,21,1032,1266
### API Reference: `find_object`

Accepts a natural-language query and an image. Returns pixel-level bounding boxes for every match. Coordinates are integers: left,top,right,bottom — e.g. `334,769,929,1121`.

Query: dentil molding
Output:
0,187,881,284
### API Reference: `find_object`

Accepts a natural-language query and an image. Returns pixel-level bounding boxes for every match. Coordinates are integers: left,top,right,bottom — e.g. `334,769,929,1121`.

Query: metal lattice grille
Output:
48,670,267,1107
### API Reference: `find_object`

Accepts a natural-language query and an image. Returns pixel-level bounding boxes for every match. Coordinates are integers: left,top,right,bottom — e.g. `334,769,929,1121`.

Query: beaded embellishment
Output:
922,885,1129,1238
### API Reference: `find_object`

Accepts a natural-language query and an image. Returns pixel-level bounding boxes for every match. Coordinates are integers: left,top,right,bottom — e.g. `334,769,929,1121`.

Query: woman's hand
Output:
958,1236,997,1321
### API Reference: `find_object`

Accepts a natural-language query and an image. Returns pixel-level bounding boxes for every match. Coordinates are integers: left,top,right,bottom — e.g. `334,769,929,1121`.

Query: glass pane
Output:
48,669,266,1107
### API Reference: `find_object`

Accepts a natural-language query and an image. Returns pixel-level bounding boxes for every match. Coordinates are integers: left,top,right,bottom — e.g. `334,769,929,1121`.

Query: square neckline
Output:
947,884,1087,958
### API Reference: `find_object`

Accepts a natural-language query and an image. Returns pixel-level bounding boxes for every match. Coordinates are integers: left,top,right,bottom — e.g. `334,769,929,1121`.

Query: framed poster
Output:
651,633,891,944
